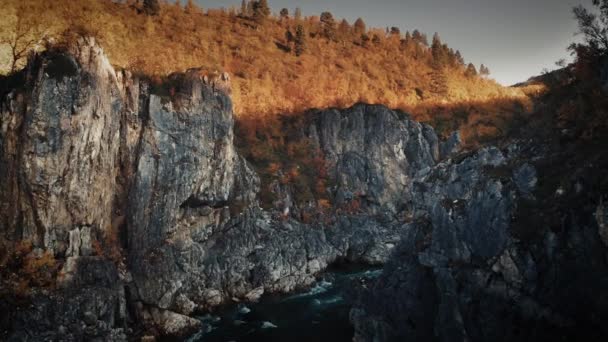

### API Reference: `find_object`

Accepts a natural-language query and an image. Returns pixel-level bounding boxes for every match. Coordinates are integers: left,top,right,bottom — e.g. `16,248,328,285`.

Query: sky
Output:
194,0,591,85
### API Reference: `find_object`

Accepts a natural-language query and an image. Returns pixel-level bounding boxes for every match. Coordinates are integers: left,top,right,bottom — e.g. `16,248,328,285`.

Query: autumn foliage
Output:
0,0,527,119
0,240,59,298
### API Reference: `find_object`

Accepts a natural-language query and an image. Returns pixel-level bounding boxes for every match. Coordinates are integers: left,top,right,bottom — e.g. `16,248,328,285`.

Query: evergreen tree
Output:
455,50,465,66
240,0,247,16
404,31,412,44
280,8,289,19
480,64,490,76
253,0,270,22
320,12,337,41
338,19,351,39
465,63,478,77
431,33,448,68
354,18,366,35
412,30,429,46
431,32,443,67
246,1,255,17
430,68,448,96
294,24,306,56
390,27,401,36
412,30,423,44
429,33,448,94
294,7,302,21
143,0,160,16
447,48,456,66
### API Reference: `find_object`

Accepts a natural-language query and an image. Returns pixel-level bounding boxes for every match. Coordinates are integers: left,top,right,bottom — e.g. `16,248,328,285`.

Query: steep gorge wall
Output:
0,38,454,340
350,141,608,341
0,38,255,339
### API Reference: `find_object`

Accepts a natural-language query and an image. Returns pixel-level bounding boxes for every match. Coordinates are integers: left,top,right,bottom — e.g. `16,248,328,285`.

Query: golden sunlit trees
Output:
0,0,521,119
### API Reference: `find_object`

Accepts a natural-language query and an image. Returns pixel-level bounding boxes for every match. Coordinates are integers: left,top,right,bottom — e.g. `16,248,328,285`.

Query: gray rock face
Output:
350,145,608,342
440,130,462,160
307,105,439,214
0,39,452,340
0,38,122,254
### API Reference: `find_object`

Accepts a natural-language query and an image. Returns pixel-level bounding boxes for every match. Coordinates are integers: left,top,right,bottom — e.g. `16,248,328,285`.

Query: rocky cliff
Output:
2,38,607,342
350,139,608,341
0,38,456,340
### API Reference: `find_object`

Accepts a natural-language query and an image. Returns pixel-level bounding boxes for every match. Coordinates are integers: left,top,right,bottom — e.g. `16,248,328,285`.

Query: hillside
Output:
0,0,530,120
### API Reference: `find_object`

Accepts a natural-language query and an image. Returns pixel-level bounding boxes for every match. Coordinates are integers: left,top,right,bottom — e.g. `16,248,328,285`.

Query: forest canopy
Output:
0,0,528,118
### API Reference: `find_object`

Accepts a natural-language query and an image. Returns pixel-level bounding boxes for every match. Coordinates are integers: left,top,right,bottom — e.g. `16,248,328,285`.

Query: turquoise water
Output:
188,266,382,342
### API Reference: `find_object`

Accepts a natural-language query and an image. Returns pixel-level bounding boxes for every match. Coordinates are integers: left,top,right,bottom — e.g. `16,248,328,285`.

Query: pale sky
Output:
195,0,590,85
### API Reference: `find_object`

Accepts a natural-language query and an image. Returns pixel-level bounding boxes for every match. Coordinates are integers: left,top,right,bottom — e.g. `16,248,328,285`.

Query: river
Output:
187,265,382,342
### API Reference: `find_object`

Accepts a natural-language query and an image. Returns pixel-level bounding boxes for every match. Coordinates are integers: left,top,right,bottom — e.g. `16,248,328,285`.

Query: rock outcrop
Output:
350,143,608,341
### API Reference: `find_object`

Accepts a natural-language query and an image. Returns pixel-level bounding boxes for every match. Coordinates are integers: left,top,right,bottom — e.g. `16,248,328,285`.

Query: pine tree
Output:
354,18,366,35
143,0,160,16
294,7,302,21
320,12,336,41
245,1,254,17
390,27,400,36
412,30,423,44
455,50,465,66
430,68,448,96
253,0,270,22
294,24,306,56
240,0,247,16
431,33,447,68
280,8,289,19
338,19,351,39
404,31,412,44
465,63,478,78
480,64,490,76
